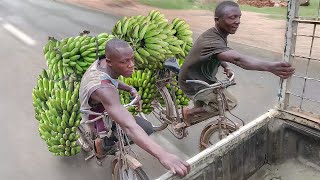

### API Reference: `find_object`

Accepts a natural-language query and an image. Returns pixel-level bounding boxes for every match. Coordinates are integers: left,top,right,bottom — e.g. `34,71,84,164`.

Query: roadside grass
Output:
139,0,320,19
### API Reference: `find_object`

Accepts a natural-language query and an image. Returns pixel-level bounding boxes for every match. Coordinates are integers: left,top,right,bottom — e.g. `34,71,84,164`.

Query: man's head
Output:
214,0,241,35
105,38,134,78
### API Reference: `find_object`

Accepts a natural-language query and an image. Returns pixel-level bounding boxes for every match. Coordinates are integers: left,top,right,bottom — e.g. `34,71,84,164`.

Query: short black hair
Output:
215,0,239,18
105,38,130,58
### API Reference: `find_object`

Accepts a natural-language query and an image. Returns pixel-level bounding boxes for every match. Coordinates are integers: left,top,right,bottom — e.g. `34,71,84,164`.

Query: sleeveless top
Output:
79,58,118,122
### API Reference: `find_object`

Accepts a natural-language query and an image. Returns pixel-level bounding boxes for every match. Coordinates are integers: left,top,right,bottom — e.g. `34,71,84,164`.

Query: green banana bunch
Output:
119,69,156,115
44,31,115,81
148,10,166,22
166,80,190,108
43,37,59,59
168,18,193,62
39,80,82,156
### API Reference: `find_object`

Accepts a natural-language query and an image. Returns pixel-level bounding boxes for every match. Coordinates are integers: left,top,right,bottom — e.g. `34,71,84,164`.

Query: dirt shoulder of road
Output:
60,0,287,54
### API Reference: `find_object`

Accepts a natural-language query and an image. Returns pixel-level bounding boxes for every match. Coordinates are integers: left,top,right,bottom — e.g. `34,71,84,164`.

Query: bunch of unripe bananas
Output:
43,32,114,81
32,70,82,156
166,80,190,108
112,10,193,71
112,10,193,108
119,69,157,115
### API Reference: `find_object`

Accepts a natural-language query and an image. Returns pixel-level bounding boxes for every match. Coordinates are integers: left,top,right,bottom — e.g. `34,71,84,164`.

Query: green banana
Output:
144,47,160,57
137,48,150,57
168,45,182,54
116,21,122,35
145,43,162,51
146,24,157,32
177,23,190,32
132,24,140,39
134,51,145,65
144,37,162,44
97,32,109,39
153,34,167,40
138,23,149,40
178,29,193,36
122,18,130,35
144,29,161,39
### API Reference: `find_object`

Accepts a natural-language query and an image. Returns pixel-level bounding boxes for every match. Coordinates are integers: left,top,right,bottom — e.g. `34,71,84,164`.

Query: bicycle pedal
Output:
174,122,187,129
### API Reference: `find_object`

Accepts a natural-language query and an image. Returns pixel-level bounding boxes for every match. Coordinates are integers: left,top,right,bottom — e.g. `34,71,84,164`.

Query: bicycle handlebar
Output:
123,95,139,108
186,72,235,88
81,95,140,124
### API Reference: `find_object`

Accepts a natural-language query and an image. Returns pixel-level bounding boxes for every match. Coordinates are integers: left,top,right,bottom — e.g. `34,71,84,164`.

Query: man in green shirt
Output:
178,1,294,124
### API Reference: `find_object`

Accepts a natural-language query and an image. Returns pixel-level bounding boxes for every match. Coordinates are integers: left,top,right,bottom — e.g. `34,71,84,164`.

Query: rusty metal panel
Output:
243,134,257,179
222,153,231,180
280,0,320,116
229,143,244,180
255,127,268,168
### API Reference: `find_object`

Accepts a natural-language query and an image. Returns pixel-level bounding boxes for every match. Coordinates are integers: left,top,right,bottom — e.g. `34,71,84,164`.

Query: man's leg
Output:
94,122,117,157
134,115,154,135
96,116,154,156
122,116,154,145
183,100,207,120
183,89,237,125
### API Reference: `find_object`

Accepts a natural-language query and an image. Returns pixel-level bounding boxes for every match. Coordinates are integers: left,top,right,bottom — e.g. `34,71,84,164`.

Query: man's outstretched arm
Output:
217,50,295,79
90,87,190,177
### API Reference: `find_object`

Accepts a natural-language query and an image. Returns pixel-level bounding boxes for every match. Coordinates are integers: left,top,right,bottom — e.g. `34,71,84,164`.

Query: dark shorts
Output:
102,116,154,150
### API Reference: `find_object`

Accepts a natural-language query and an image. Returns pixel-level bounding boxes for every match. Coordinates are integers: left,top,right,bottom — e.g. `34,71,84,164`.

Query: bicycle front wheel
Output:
199,122,237,151
112,160,149,180
148,86,175,132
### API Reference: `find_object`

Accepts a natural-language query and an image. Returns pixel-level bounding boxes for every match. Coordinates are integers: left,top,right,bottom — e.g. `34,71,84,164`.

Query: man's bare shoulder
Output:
91,86,119,105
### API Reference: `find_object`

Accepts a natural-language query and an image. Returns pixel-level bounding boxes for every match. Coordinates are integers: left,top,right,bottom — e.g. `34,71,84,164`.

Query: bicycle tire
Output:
199,122,237,151
150,86,175,132
112,160,149,180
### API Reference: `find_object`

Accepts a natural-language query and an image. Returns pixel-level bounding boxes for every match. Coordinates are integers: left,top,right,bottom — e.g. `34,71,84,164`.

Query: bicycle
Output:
76,96,149,180
144,57,244,150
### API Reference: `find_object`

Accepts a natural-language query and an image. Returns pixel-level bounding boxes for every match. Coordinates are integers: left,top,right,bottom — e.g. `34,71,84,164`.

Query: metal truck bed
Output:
157,110,320,180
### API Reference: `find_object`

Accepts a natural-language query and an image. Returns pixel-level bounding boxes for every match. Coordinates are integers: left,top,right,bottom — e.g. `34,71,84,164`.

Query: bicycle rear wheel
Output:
148,86,175,132
199,121,236,151
112,160,149,180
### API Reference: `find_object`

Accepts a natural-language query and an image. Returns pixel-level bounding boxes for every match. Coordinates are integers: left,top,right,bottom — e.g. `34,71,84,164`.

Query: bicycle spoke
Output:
128,168,138,180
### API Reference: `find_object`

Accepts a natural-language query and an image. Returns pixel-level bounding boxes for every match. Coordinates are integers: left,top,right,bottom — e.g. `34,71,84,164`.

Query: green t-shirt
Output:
178,27,231,96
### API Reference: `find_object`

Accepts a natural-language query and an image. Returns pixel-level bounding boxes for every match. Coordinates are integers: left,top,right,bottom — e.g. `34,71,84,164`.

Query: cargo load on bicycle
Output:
32,9,193,157
32,9,197,180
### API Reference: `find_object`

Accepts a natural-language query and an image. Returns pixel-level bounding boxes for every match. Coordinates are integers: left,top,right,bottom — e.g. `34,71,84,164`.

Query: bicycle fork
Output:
217,89,227,140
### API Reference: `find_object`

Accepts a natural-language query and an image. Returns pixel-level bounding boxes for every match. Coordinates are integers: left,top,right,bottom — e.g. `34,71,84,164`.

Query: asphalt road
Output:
0,0,299,179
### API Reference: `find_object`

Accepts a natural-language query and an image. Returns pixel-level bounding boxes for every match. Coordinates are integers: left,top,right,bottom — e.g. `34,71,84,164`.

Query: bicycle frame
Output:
78,96,144,170
154,70,239,139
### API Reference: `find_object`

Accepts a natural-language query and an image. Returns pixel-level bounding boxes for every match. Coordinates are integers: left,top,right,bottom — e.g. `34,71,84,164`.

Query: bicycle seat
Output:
164,57,180,74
